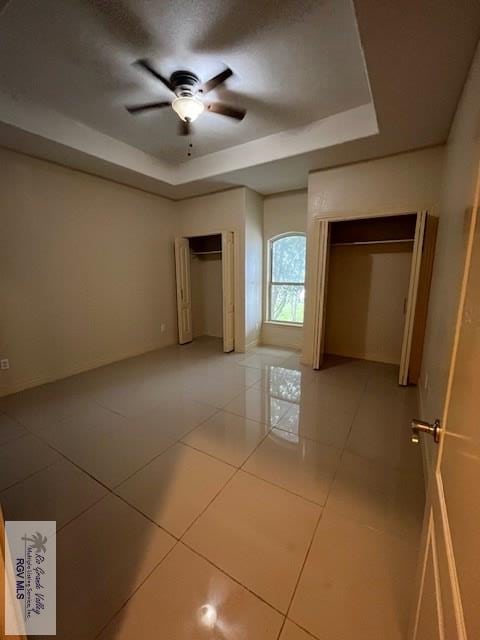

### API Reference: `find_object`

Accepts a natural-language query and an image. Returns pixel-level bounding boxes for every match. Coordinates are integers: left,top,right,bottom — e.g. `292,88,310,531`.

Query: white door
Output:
222,231,235,352
410,180,480,637
313,220,330,369
399,210,427,385
174,237,193,344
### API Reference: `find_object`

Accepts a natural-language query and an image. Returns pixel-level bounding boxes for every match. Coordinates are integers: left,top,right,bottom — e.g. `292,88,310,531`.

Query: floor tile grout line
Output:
280,411,354,636
93,536,182,640
100,531,292,638
238,468,326,507
176,424,327,624
22,434,183,542
0,455,60,495
271,422,349,447
181,432,328,508
55,492,109,535
284,618,323,640
19,394,222,501
1,354,273,542
336,371,369,453
177,460,240,541
3,355,352,532
1,345,407,639
180,539,288,617
178,440,243,470
237,422,280,467
283,506,323,621
0,431,28,448
180,415,338,509
220,401,292,431
275,617,288,640
109,405,224,488
91,439,291,636
0,425,178,538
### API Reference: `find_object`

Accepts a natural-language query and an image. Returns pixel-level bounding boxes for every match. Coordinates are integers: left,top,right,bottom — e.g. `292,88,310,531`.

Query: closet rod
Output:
331,239,414,247
191,250,222,255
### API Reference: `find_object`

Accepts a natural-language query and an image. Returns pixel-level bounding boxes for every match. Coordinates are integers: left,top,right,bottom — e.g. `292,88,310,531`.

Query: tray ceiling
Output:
0,0,479,197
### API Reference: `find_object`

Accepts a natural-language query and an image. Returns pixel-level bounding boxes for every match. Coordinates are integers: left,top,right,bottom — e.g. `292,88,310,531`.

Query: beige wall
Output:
262,190,307,350
178,186,264,352
0,147,176,396
190,254,223,339
176,187,247,351
303,147,445,364
325,242,413,364
1,106,461,396
420,43,480,423
245,189,264,349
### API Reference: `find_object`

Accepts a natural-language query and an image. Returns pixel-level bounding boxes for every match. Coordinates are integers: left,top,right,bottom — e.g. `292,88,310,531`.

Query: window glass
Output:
269,234,306,324
271,235,306,283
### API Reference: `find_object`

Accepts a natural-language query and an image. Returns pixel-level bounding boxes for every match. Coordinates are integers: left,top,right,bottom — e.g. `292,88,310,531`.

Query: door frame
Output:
174,237,193,344
175,230,237,352
309,208,429,384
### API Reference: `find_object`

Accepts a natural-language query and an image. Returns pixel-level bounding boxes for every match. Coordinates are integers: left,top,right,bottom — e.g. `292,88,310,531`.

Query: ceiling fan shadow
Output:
217,91,295,127
192,0,320,53
79,0,157,52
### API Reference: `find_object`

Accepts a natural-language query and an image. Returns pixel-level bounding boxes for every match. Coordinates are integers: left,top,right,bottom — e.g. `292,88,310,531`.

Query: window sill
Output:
263,321,304,328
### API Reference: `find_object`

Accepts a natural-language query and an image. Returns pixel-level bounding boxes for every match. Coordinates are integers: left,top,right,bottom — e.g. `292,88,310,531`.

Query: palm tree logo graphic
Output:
22,532,47,554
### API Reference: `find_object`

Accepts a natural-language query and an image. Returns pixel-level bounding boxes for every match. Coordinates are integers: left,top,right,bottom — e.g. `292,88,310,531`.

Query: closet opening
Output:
174,232,235,353
311,211,437,385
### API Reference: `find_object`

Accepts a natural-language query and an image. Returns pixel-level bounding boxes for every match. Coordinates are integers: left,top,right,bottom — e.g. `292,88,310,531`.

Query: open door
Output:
410,175,480,637
408,215,439,385
399,210,427,385
174,237,192,344
222,231,235,352
312,220,330,369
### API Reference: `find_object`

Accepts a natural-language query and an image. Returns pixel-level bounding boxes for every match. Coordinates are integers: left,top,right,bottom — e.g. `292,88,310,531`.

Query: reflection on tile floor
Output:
0,338,425,639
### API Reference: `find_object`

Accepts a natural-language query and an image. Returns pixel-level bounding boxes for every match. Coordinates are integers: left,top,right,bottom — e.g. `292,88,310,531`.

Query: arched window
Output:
268,233,306,324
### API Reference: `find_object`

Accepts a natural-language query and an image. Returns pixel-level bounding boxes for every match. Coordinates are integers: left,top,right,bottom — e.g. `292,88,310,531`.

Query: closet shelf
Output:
331,239,414,247
192,250,222,255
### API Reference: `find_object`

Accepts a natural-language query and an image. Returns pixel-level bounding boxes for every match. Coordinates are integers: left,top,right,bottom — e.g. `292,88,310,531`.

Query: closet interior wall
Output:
325,215,417,365
189,234,223,340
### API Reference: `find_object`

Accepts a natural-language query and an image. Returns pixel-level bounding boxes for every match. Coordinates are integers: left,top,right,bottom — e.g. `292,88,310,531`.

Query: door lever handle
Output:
411,418,441,444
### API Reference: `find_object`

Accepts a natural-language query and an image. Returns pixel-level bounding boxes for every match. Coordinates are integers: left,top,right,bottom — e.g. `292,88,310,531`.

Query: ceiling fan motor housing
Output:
171,70,200,97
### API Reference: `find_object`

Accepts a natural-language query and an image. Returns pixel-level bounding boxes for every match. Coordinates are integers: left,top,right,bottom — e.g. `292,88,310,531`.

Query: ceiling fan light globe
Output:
172,96,204,122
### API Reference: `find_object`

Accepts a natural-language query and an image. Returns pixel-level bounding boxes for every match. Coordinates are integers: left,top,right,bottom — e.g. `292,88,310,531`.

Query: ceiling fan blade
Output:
199,67,233,94
134,59,174,92
126,101,171,114
178,119,191,136
206,102,246,121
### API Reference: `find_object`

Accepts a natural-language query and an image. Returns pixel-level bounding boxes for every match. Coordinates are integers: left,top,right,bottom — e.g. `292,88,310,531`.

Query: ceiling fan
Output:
125,59,247,136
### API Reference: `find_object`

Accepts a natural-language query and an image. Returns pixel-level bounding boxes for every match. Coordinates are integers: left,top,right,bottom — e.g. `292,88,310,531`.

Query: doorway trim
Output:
174,230,237,353
308,208,429,385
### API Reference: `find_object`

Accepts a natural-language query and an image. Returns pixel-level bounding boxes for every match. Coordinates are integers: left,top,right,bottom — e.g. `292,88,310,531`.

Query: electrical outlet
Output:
1,358,10,370
160,323,166,333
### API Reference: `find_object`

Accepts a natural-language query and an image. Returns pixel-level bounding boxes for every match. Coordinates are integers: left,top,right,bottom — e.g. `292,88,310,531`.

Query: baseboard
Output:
325,349,400,366
0,339,176,398
260,338,302,351
244,338,259,351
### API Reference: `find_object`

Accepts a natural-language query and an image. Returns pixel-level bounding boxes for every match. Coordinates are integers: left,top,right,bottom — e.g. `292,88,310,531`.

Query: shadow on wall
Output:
324,243,413,365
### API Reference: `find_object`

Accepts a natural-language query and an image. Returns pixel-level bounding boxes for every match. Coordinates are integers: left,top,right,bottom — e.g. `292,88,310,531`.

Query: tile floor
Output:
0,337,425,639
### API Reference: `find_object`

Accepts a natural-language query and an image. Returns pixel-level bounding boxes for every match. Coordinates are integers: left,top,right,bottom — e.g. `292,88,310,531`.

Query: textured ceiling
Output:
0,0,370,163
0,0,479,198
